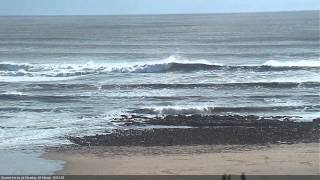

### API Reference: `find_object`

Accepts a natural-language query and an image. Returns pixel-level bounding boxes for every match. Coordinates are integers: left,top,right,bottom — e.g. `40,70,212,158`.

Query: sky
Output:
0,0,319,15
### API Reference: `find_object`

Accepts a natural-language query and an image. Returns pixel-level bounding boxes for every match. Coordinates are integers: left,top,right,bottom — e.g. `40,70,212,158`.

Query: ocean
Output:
0,11,319,149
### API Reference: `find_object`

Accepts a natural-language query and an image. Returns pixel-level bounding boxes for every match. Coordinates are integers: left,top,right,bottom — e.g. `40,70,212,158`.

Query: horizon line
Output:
0,9,318,17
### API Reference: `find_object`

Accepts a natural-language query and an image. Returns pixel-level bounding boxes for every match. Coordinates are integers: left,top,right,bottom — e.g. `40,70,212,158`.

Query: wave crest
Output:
1,57,319,81
132,105,320,115
132,106,217,115
263,60,320,67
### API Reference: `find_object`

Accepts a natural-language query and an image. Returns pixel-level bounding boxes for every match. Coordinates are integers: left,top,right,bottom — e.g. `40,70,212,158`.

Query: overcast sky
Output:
0,0,319,15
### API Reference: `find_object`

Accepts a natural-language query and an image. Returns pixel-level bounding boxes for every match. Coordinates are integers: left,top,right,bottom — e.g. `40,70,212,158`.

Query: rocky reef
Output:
69,115,320,146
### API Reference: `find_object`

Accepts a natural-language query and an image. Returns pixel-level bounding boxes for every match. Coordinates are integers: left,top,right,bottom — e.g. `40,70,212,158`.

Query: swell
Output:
0,106,92,113
0,107,65,113
0,94,87,102
1,93,319,102
23,84,98,91
19,82,320,92
100,82,320,89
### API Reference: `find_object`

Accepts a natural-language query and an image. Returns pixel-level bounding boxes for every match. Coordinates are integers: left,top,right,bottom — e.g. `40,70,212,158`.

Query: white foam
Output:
0,56,221,81
263,60,320,67
2,90,25,96
160,55,214,65
1,57,320,82
139,105,216,115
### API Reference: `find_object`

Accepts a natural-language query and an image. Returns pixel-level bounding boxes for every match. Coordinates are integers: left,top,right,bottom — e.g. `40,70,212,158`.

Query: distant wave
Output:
18,82,320,92
132,105,320,115
0,57,319,81
100,82,320,89
0,106,90,113
0,107,60,113
0,94,86,102
0,56,222,77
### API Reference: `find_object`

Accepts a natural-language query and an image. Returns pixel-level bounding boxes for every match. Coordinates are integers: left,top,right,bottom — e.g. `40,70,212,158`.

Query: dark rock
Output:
313,118,320,124
69,115,319,146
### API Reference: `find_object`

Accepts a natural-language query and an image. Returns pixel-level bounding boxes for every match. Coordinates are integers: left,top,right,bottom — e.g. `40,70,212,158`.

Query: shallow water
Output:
0,150,63,174
0,11,319,149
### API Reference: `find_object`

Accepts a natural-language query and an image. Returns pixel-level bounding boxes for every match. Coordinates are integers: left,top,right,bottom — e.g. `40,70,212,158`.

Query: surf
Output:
0,56,319,82
131,105,320,115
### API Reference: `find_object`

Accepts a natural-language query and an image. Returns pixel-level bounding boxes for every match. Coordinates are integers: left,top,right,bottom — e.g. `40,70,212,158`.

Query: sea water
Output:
0,11,319,149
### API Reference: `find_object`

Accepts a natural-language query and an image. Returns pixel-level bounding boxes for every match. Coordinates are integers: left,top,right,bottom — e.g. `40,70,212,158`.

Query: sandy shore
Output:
44,143,319,175
44,116,320,176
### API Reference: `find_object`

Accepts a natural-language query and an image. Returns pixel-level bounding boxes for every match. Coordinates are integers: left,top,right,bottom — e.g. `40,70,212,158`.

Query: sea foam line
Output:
132,104,320,115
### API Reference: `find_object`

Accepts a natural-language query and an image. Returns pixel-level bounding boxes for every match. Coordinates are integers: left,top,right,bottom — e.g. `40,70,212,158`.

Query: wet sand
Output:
45,143,320,175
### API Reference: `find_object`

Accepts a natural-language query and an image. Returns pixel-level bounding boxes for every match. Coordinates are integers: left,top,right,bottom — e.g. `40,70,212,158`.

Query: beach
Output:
45,143,319,175
44,116,320,175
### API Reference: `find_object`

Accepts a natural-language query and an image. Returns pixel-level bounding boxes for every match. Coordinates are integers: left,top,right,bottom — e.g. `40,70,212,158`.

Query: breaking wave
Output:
263,60,320,67
0,57,319,81
132,105,320,115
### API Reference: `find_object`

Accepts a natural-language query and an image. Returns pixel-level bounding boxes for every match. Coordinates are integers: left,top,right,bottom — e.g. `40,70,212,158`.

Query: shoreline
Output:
44,115,320,175
44,143,320,175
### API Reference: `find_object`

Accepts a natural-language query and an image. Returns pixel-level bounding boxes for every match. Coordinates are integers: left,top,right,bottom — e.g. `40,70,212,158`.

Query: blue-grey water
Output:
0,11,319,149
